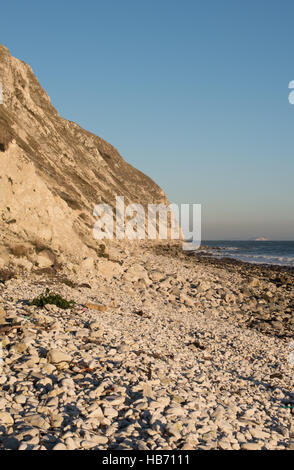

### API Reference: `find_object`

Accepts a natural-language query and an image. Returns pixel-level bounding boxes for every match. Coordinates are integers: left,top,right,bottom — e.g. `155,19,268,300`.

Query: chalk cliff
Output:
0,45,169,271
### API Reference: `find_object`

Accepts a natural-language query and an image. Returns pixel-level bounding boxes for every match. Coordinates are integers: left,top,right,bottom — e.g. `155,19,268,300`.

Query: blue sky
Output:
1,0,294,239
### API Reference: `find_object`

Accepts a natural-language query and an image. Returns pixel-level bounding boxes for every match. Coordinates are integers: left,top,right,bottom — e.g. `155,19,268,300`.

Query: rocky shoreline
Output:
0,241,293,450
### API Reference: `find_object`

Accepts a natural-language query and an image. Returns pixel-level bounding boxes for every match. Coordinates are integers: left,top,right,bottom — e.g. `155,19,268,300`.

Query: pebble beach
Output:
0,242,293,450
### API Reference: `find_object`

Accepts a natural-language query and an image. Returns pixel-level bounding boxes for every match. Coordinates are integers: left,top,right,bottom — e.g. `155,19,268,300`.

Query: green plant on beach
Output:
30,288,75,309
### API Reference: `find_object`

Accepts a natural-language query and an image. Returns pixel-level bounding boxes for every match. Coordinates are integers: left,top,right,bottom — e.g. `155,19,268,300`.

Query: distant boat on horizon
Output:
255,237,269,241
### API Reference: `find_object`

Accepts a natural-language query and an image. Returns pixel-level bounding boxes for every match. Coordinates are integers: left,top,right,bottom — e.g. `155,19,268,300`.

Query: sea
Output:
198,241,294,267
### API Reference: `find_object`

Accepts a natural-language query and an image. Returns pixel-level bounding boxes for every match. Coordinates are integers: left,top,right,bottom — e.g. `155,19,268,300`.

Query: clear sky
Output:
1,0,294,240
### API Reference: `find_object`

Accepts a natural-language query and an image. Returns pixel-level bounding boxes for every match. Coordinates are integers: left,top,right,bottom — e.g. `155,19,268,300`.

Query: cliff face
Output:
0,45,169,271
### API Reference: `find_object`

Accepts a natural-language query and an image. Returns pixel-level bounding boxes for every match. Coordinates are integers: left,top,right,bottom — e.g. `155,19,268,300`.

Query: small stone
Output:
241,442,263,450
50,413,63,428
88,321,102,331
103,407,118,418
250,428,270,440
65,437,77,450
12,342,29,354
149,270,165,282
24,414,50,430
47,349,72,364
142,382,153,398
172,394,185,404
202,431,217,441
0,306,6,321
15,394,27,404
0,411,14,425
3,437,19,450
92,435,108,445
75,328,90,338
52,443,67,450
41,364,56,374
218,439,231,450
165,423,182,439
88,406,104,419
104,395,125,406
85,303,107,312
248,277,260,288
165,406,187,417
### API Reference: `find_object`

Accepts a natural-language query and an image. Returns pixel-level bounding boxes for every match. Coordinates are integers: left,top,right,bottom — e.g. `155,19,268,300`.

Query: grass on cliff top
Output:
30,288,75,309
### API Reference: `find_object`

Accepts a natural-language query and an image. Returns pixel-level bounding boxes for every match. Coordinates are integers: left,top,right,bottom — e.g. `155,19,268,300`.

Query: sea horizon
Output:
198,240,294,267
